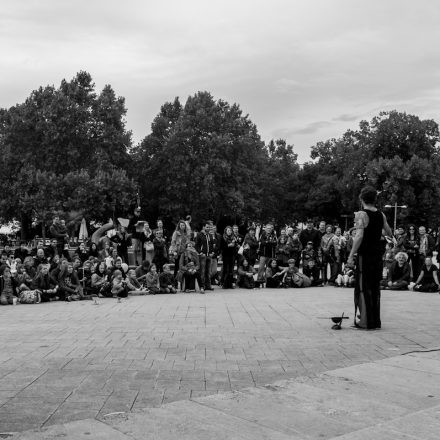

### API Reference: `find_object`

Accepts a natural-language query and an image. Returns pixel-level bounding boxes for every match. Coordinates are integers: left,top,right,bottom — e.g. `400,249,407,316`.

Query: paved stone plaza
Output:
1,287,439,434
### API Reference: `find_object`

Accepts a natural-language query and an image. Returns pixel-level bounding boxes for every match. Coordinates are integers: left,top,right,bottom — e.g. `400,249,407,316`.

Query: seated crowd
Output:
1,216,439,305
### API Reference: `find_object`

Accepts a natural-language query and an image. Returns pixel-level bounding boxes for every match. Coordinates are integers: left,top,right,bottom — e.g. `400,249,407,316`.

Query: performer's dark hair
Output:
359,186,377,205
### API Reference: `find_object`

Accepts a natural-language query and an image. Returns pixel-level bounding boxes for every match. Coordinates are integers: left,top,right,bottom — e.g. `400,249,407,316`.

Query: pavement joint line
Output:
41,390,74,428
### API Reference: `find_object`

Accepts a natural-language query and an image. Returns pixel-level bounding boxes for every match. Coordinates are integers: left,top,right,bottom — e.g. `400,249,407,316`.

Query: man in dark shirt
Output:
299,219,320,250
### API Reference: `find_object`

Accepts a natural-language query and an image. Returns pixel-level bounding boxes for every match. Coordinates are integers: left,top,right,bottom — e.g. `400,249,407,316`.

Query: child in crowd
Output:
0,266,18,305
182,261,203,292
15,264,34,292
126,269,150,295
111,269,128,298
145,264,160,295
302,259,323,286
237,258,256,289
301,241,317,267
159,264,177,294
336,266,355,287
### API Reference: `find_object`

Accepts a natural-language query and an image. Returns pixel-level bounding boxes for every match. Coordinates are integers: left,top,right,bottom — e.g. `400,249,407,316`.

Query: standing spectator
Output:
256,223,277,285
169,220,190,279
243,227,259,267
195,221,214,291
179,242,202,292
417,226,436,274
403,225,419,281
221,226,237,289
138,222,154,263
286,228,302,267
232,224,243,268
127,207,142,265
275,234,291,267
299,220,320,250
49,216,69,257
112,225,131,264
155,219,168,244
152,229,169,272
394,226,406,252
333,227,346,274
209,224,222,285
320,225,338,285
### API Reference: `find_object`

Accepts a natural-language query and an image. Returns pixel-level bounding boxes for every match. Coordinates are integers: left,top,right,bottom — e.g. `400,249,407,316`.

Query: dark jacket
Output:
195,231,214,256
258,231,277,258
0,276,18,297
299,228,320,250
387,261,411,283
243,233,259,262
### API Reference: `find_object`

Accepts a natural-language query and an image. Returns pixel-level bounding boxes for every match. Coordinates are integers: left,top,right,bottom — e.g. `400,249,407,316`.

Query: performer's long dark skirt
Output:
354,253,382,329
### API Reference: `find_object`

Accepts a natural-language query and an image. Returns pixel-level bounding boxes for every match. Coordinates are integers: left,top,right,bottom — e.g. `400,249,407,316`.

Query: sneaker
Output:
200,288,205,294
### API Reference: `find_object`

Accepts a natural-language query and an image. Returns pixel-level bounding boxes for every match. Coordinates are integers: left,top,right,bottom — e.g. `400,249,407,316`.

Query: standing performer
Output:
346,186,393,329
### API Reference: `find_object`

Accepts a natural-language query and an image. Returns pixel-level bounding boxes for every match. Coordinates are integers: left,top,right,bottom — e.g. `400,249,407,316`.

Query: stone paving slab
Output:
1,286,439,434
11,351,440,439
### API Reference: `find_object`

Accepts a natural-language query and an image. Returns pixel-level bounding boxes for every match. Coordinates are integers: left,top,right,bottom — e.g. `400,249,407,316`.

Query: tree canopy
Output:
1,71,439,235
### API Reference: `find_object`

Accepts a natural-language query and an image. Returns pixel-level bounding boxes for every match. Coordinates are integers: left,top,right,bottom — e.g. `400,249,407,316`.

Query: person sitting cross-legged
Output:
412,256,440,293
237,258,256,289
159,264,177,294
381,252,411,291
302,259,323,287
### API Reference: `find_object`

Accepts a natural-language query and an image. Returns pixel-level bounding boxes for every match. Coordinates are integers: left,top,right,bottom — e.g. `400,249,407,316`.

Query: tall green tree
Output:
135,92,268,223
0,71,134,236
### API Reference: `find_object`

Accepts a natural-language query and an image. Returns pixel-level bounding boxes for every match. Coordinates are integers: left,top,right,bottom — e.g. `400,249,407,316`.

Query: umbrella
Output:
79,218,89,241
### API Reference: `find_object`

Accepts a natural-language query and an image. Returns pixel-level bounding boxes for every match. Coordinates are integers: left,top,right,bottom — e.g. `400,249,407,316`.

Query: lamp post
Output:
384,202,407,233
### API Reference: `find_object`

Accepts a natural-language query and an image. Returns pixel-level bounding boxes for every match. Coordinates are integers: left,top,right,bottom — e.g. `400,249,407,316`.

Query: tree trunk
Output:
20,212,31,241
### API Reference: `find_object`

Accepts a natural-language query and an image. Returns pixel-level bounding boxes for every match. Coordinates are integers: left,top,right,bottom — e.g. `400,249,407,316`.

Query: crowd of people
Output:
1,210,439,306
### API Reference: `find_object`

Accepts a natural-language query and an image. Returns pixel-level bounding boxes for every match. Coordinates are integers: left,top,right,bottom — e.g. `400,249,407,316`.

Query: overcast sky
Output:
1,0,439,162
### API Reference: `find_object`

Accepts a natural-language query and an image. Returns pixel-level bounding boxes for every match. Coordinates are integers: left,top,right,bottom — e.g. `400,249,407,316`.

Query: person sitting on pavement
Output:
111,269,128,298
159,264,177,294
381,252,411,290
144,263,160,295
33,264,59,302
0,266,18,305
126,269,149,295
335,266,355,288
265,258,284,288
302,259,323,286
413,256,440,292
237,258,256,289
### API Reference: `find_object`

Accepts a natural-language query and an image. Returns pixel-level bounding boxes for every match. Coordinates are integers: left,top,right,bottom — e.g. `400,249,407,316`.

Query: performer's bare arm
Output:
382,213,394,239
347,228,363,265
